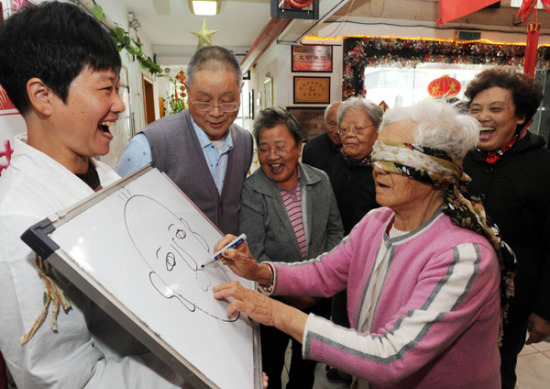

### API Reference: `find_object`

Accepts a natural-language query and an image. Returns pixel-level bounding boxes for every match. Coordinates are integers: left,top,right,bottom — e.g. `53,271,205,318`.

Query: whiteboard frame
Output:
21,165,262,389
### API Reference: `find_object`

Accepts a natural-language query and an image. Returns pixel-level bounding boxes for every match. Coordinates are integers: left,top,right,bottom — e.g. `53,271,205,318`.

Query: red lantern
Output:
427,75,461,98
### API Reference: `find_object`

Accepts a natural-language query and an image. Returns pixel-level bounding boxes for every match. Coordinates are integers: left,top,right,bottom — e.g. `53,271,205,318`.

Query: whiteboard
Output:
22,166,261,389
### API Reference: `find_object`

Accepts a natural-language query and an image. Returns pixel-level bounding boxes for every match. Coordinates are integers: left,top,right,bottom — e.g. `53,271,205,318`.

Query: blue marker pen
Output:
201,233,247,268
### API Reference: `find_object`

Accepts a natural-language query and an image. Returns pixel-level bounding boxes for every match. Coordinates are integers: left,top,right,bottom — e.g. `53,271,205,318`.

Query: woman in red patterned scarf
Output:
463,66,550,389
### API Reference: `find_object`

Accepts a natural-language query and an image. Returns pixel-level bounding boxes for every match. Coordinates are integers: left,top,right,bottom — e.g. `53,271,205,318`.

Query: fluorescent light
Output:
189,0,220,16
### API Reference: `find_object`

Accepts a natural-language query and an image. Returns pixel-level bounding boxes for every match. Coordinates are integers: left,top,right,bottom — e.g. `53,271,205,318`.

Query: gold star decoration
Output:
191,19,218,48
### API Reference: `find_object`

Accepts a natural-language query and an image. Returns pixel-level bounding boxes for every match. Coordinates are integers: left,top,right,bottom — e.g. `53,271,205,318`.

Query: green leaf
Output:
115,27,126,41
128,46,143,57
92,5,104,21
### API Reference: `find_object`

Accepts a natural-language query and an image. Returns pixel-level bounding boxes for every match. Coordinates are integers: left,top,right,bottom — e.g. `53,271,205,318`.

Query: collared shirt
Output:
115,118,232,195
191,118,233,195
278,170,307,260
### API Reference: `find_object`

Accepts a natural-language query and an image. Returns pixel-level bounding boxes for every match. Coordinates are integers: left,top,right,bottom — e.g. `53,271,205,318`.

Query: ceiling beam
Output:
240,17,293,73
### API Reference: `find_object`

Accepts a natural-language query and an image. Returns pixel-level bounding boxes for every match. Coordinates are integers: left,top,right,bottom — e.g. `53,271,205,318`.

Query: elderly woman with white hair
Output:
213,100,513,389
329,96,382,235
326,98,383,378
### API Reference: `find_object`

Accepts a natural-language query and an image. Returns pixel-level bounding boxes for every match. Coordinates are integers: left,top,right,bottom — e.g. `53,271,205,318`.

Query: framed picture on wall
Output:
293,76,330,104
291,45,333,72
287,106,326,141
263,77,273,108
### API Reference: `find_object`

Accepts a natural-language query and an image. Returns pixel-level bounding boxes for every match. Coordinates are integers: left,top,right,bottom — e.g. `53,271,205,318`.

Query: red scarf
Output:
484,135,518,164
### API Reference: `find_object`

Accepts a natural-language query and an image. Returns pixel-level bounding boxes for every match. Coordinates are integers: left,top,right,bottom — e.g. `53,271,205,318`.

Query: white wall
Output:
252,43,344,111
94,0,158,134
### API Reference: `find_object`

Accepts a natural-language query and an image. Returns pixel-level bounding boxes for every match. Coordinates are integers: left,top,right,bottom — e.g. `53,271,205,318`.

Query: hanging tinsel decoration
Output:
341,36,550,100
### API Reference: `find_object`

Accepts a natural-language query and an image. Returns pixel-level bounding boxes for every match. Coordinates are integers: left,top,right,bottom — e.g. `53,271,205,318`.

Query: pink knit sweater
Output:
273,207,501,388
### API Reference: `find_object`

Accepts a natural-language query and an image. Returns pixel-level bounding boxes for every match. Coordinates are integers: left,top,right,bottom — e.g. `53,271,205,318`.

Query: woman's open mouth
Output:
480,127,495,141
99,121,115,133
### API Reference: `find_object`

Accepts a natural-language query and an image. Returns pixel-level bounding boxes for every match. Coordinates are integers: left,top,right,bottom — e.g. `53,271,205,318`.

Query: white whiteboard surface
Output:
24,167,260,389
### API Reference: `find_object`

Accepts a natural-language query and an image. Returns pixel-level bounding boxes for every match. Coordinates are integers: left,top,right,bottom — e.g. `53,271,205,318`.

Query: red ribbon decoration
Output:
524,22,541,76
0,140,13,177
516,0,537,24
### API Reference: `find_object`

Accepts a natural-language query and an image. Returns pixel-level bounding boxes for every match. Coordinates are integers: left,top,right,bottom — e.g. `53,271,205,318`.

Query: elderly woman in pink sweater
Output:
213,99,513,389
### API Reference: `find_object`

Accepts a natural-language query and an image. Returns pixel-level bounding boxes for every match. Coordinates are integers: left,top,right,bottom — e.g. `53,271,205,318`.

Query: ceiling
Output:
117,0,275,65
115,0,550,68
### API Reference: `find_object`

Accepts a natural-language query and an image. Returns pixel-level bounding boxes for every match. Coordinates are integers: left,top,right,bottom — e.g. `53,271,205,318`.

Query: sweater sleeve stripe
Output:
303,243,482,366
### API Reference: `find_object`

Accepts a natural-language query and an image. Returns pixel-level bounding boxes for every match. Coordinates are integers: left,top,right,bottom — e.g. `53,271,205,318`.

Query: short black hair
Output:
253,107,305,146
0,1,121,115
465,66,543,132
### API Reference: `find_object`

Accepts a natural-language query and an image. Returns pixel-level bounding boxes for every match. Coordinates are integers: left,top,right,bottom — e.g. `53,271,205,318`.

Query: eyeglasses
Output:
257,145,292,157
338,124,375,136
188,97,240,113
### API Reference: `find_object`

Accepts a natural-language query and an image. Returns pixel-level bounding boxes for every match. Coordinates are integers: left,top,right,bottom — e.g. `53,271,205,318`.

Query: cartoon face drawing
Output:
123,193,237,321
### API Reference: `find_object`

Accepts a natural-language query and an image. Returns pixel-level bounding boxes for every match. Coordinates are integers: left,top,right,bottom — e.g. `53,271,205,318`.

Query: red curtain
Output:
438,0,501,25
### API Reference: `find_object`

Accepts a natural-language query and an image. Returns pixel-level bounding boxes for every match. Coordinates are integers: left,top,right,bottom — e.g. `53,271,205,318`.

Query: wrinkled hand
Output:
262,372,269,389
526,313,550,344
213,281,278,326
213,234,268,283
214,281,309,342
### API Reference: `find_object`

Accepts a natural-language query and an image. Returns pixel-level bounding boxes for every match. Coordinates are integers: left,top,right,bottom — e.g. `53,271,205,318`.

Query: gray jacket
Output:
239,163,343,264
144,109,253,234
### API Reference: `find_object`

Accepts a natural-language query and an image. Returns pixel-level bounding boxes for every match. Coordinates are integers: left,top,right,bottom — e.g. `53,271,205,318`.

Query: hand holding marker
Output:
201,234,247,268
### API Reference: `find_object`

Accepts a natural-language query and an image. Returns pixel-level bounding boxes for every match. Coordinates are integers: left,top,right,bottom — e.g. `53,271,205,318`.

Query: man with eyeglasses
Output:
302,101,342,174
116,46,253,235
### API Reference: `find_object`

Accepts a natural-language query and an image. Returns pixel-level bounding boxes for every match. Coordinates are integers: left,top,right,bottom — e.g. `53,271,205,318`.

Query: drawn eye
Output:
166,252,176,271
175,229,186,239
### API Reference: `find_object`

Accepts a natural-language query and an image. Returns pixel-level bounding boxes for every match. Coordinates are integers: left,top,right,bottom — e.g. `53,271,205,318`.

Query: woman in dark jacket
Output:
463,66,550,389
324,97,383,382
